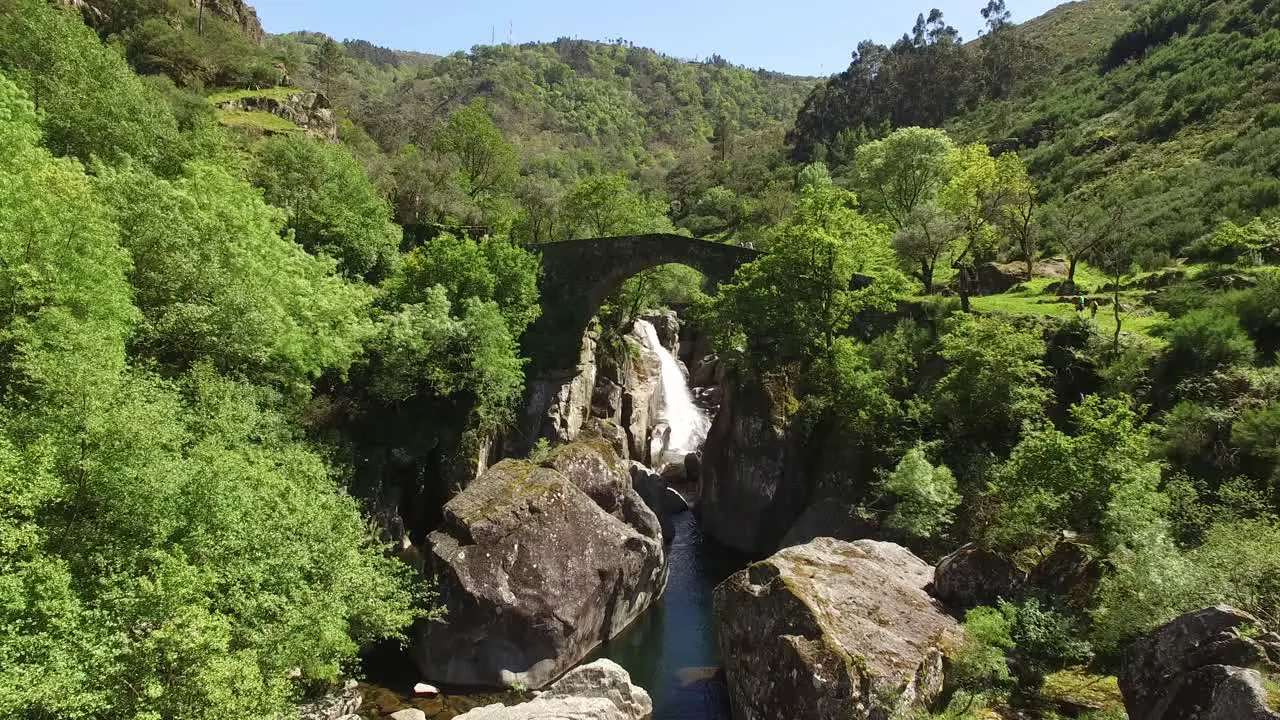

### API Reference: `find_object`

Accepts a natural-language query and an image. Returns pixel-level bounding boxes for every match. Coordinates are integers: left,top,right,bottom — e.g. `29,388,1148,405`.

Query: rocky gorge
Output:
343,311,1280,720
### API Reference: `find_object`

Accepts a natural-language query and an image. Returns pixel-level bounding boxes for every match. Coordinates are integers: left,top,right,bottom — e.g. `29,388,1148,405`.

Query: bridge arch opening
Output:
521,234,760,375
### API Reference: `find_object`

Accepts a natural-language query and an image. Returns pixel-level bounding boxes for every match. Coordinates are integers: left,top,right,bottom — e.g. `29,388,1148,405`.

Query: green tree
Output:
702,171,906,367
940,143,1018,311
852,127,956,293
0,0,178,167
432,99,519,203
0,73,136,405
560,173,672,238
1163,309,1256,379
312,36,345,96
934,313,1049,445
852,126,954,230
871,445,961,538
0,369,421,719
982,395,1167,554
253,134,402,279
96,162,374,390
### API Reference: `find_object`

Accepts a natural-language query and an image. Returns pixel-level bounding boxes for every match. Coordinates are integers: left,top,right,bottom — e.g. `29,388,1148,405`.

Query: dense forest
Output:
1,0,1279,718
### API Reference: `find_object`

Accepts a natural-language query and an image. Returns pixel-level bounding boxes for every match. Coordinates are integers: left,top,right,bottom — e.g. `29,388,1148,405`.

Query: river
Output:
583,320,748,719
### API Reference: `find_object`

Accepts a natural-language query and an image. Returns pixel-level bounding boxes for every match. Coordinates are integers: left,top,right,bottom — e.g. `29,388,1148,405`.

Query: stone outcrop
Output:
613,326,663,463
698,373,805,554
215,91,339,141
777,500,877,551
714,538,960,720
415,447,666,689
1119,606,1280,720
297,687,361,720
454,660,653,719
932,543,1024,610
191,0,265,42
518,328,599,451
1026,540,1107,611
628,461,674,543
640,310,681,354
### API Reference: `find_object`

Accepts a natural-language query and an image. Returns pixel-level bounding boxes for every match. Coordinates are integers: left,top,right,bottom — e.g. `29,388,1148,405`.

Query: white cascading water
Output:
635,319,711,470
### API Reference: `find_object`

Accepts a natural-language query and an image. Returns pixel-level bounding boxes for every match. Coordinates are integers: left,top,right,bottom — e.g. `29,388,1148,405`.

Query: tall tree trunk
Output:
921,259,934,295
1067,255,1079,284
959,266,973,313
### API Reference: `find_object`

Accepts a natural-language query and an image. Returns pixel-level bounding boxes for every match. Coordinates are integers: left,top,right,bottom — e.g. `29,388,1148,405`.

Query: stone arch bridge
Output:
523,234,761,372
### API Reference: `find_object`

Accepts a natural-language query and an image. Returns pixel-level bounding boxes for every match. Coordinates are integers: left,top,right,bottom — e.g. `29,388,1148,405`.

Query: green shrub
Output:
1162,308,1255,379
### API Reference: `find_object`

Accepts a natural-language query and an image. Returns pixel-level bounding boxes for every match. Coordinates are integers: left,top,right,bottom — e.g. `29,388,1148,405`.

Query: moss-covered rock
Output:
714,538,960,720
415,454,666,690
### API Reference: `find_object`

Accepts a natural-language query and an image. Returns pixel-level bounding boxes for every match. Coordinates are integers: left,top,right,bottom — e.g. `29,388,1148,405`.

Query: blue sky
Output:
251,0,1064,76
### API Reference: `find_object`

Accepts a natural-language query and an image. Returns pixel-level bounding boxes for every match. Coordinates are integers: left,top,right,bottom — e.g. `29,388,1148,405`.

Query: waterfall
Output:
635,319,711,470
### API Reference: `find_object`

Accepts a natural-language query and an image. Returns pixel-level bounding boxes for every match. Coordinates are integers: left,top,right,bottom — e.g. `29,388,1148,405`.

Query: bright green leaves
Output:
0,73,137,407
0,369,419,718
96,161,373,390
853,127,954,230
373,233,540,428
253,134,401,280
873,446,961,539
560,173,673,238
0,0,178,167
432,99,519,203
934,313,1050,443
702,175,904,369
982,395,1166,554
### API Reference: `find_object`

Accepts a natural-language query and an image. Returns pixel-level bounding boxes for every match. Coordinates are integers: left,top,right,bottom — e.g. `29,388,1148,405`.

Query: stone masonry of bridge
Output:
522,233,761,373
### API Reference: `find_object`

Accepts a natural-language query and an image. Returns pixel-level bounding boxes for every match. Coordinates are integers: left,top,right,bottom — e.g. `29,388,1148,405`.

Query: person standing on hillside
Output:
1076,294,1086,313
1089,299,1099,320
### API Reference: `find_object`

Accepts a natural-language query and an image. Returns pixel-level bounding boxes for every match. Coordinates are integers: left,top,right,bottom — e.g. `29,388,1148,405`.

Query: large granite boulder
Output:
541,441,664,544
454,660,652,719
714,538,960,720
1119,606,1280,720
699,373,805,554
932,543,1024,610
415,452,667,689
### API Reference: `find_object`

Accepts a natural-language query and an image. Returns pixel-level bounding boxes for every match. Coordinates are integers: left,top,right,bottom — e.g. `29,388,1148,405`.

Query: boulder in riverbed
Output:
453,659,653,719
1119,606,1280,720
415,449,666,689
714,537,959,720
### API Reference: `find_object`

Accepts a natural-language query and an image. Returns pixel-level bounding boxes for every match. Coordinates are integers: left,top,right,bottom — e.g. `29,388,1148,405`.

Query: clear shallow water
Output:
587,511,749,719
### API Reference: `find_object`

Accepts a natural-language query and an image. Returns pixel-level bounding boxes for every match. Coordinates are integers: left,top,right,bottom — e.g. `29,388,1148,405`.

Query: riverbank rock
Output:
519,328,599,451
415,451,667,689
714,538,959,719
628,461,674,543
699,373,805,554
777,500,877,551
454,660,652,719
1119,606,1280,720
297,687,361,720
932,543,1024,610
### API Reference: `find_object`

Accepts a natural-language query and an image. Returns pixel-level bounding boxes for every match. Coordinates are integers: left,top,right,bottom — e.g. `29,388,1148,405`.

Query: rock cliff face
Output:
517,322,662,464
215,91,339,141
714,538,959,720
415,445,666,690
698,373,805,554
453,659,653,720
1119,606,1280,720
191,0,265,42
